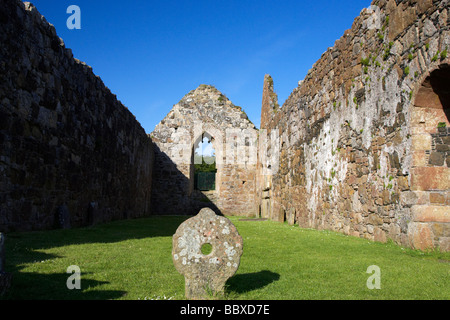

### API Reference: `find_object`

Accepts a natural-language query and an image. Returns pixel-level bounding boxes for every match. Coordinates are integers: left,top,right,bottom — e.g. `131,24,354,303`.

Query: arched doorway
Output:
190,132,220,213
409,64,450,251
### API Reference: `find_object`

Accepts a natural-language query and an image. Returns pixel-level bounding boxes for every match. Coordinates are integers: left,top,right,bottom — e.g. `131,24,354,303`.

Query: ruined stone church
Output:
0,0,449,251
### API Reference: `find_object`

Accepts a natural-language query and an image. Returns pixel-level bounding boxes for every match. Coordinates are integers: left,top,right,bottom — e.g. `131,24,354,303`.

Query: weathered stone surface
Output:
412,205,450,223
257,0,450,251
411,134,432,151
172,208,243,300
438,237,450,251
411,167,450,191
151,84,258,216
0,0,154,231
287,207,296,226
0,233,12,296
374,227,387,243
409,222,434,251
429,152,445,166
429,192,446,204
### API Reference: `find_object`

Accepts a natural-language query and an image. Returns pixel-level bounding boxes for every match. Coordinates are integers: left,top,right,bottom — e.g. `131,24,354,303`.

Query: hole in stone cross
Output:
201,243,213,255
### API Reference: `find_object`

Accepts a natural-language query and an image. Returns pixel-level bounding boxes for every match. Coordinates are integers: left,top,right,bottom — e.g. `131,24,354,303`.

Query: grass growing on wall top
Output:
2,216,449,300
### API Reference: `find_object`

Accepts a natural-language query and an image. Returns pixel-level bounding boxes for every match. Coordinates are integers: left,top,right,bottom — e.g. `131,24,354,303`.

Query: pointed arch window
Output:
194,134,217,190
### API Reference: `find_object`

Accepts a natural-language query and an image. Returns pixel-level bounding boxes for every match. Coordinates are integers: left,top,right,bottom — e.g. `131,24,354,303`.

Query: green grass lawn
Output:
1,216,449,300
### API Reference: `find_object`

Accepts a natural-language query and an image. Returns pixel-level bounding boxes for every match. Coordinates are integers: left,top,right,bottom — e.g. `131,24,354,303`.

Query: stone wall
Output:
0,1,154,231
1,0,448,252
258,0,450,251
151,85,258,216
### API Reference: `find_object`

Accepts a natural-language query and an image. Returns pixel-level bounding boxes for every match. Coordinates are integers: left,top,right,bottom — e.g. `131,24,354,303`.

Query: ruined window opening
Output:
194,135,217,191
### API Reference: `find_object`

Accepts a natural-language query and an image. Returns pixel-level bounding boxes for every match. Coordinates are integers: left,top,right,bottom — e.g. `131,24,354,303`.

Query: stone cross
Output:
172,208,243,300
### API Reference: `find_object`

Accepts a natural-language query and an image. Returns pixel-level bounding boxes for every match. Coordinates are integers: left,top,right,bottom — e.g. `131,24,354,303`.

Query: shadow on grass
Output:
2,216,190,300
226,270,280,294
5,215,190,251
1,271,126,300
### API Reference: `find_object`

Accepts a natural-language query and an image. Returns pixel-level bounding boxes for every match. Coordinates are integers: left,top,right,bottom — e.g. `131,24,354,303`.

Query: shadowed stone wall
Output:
0,1,153,231
258,0,450,251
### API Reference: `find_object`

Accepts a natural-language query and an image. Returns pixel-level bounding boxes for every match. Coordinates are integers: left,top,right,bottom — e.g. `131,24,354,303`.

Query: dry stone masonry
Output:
258,0,450,251
151,85,258,216
172,208,243,299
0,1,153,231
0,0,448,252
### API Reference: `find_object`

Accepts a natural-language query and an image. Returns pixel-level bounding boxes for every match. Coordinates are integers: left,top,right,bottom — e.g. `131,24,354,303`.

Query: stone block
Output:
412,205,450,223
287,207,296,226
414,191,430,205
408,222,434,251
382,190,392,205
374,227,387,243
438,237,450,252
411,134,431,151
368,214,383,226
429,152,445,166
411,167,450,191
412,151,427,167
417,0,433,15
397,176,409,191
430,223,449,238
389,223,401,239
275,207,285,223
435,144,449,153
261,199,270,219
429,192,446,204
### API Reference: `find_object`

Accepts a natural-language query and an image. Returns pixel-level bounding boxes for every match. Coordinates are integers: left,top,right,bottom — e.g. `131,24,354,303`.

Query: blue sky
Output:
195,137,215,157
32,0,372,133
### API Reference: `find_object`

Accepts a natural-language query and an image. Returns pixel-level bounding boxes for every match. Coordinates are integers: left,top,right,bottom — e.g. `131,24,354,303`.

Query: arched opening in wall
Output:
414,65,450,124
412,64,450,169
193,133,217,191
410,63,450,251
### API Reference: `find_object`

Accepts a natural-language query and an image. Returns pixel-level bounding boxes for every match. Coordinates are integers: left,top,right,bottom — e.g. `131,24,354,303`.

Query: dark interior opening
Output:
417,63,450,121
